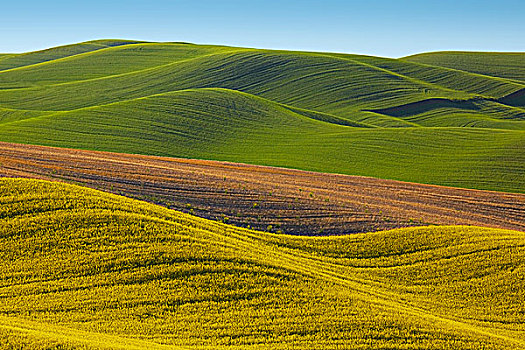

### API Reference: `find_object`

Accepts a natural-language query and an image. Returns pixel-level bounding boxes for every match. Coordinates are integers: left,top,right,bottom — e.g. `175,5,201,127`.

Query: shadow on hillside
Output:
499,88,525,107
365,98,480,118
366,88,525,118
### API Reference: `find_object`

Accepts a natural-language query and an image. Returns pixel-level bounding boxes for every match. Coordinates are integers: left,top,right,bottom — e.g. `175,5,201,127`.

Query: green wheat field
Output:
0,40,523,192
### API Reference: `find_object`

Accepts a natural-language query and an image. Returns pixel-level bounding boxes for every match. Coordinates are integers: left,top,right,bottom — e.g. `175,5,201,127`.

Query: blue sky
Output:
1,0,523,57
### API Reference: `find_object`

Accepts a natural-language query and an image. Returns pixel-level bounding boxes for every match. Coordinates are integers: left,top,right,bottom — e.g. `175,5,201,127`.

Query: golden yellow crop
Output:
0,178,524,349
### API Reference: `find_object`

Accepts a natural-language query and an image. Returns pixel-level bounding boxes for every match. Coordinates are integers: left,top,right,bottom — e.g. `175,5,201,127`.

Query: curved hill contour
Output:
0,41,524,192
1,178,524,349
0,87,523,193
404,51,525,83
0,39,143,74
0,141,524,235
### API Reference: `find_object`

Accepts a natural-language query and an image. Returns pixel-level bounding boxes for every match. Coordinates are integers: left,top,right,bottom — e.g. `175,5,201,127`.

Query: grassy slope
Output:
0,55,13,63
0,87,523,192
0,49,469,112
367,99,525,129
347,53,524,97
1,178,524,349
0,107,49,124
0,43,237,88
404,51,525,83
0,42,523,192
0,40,142,73
1,46,523,114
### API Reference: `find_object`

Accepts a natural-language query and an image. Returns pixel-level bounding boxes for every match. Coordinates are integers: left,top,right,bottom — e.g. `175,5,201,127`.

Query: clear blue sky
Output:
1,0,523,57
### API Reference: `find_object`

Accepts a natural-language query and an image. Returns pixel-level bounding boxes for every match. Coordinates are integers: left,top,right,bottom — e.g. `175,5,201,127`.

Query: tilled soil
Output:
1,141,523,235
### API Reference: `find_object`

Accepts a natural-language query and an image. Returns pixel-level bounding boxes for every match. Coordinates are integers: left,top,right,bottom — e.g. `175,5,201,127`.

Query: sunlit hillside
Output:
0,41,523,192
1,178,524,349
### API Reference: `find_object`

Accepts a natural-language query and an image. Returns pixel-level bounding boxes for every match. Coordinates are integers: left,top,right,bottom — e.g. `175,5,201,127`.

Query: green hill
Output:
0,40,144,74
404,51,525,83
0,43,235,88
1,178,524,349
0,88,523,192
0,41,524,192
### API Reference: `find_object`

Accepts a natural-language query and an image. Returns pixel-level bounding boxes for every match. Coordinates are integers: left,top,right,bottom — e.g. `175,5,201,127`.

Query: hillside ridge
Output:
0,41,523,193
1,178,524,349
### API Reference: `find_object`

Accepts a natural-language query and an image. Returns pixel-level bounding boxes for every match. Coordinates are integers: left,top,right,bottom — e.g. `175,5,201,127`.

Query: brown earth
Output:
0,141,523,235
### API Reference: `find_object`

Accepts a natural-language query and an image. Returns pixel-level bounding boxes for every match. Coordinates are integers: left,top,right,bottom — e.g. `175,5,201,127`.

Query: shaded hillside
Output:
0,41,524,192
0,88,523,192
366,97,525,129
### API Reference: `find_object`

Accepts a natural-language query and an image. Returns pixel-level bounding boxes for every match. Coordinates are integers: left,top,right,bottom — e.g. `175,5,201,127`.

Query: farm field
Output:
1,39,524,349
1,178,525,349
0,141,524,235
404,52,525,83
0,41,524,192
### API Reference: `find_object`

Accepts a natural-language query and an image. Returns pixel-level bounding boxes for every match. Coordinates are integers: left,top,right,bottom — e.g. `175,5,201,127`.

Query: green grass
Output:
367,98,525,129
0,41,524,192
0,39,143,73
0,43,236,88
0,87,523,192
1,46,522,113
1,178,524,349
0,106,50,124
404,51,525,83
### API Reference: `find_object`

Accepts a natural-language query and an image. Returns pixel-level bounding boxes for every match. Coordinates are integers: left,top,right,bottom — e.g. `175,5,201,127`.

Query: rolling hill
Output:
0,41,524,192
1,178,524,349
404,51,525,83
1,141,524,235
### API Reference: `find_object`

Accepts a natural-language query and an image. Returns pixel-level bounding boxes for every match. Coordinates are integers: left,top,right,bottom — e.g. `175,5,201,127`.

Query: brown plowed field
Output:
0,141,524,235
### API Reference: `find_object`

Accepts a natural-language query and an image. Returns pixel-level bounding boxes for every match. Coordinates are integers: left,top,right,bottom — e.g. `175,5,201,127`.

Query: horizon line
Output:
2,38,524,59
